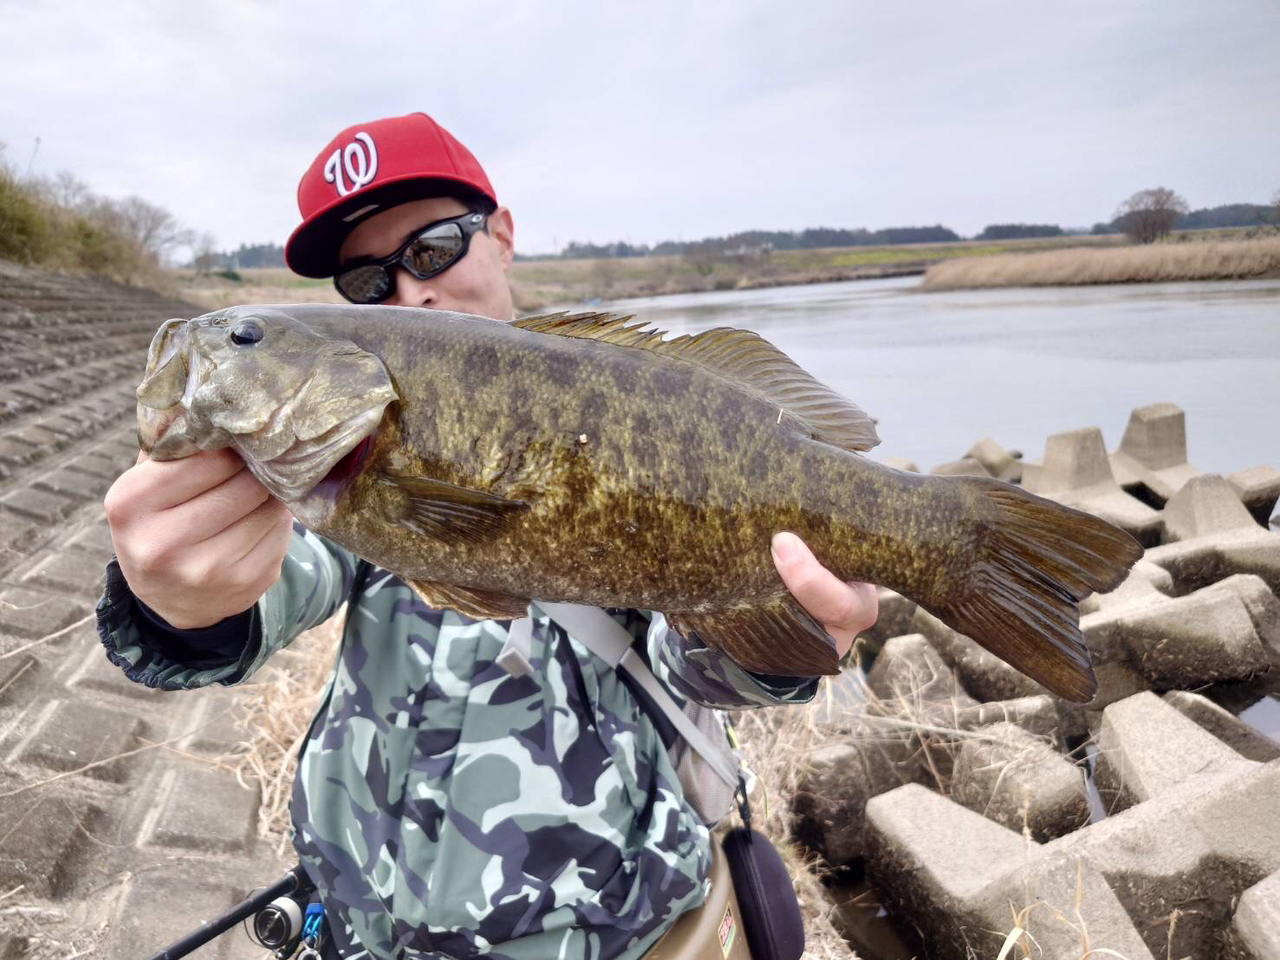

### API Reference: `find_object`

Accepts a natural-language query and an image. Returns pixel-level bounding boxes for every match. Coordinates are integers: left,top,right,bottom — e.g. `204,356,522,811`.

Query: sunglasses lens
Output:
405,223,464,276
337,264,393,304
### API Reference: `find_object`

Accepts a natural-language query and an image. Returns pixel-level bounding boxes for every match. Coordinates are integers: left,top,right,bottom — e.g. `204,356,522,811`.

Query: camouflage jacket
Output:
98,523,819,960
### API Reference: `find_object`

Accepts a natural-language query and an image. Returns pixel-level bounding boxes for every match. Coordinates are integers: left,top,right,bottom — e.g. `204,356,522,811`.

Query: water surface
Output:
606,277,1280,474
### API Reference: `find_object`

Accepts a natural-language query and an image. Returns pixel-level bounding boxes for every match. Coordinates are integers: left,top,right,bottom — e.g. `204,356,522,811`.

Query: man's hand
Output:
771,531,878,659
104,449,294,630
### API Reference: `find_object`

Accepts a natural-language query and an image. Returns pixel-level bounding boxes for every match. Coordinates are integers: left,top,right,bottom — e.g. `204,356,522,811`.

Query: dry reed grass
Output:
921,236,1280,291
734,684,871,959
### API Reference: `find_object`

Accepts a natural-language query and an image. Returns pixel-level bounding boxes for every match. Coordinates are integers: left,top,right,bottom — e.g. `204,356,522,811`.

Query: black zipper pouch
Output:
720,827,805,960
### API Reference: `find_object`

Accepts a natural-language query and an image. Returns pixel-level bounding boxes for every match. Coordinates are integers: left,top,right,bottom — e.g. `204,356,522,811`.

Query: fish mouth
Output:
311,432,376,501
244,404,387,503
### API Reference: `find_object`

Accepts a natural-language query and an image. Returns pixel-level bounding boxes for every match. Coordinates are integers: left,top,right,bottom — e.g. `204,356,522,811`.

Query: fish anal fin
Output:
669,600,840,677
383,475,529,545
512,312,879,453
408,579,530,620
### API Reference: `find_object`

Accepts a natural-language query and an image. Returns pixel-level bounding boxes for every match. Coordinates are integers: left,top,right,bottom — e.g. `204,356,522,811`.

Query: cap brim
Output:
285,175,494,278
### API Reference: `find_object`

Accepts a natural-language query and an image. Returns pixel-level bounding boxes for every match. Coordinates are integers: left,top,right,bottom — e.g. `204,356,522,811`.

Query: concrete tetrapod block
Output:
861,587,917,647
790,732,922,868
965,436,1022,483
1078,557,1173,617
1162,473,1262,543
1048,754,1280,960
866,632,974,707
976,853,1155,960
908,607,1043,702
880,456,920,473
929,456,989,477
1108,401,1203,502
954,694,1081,746
1229,870,1280,960
1229,465,1280,527
863,784,1153,960
1023,426,1163,545
950,722,1090,841
1093,691,1255,812
1083,574,1273,690
1144,526,1280,596
931,455,988,478
1162,690,1280,763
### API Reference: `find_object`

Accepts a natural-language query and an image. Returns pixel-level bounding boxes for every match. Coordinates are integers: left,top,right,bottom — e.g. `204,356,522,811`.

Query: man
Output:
99,112,878,960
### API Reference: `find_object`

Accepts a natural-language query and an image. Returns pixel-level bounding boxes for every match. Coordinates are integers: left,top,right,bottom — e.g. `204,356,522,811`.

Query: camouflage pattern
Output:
98,521,817,960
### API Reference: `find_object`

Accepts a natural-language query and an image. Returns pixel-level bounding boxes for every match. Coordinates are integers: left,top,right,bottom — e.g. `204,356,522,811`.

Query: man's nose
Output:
388,268,438,307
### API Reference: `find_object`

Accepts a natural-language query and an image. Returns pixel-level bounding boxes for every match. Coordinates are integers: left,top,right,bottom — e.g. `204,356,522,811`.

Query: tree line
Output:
533,196,1280,261
194,197,1280,271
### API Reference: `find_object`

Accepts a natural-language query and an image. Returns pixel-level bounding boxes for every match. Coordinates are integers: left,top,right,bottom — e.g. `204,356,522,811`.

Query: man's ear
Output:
490,206,515,271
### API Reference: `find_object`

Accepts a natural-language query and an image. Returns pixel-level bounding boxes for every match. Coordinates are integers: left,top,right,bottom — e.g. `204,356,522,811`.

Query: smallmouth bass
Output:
136,306,1143,702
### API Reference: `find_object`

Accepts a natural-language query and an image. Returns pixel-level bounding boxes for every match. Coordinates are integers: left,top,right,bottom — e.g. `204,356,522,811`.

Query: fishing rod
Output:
144,863,316,960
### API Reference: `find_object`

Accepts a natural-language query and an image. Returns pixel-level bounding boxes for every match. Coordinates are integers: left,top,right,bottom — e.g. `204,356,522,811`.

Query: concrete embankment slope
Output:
0,260,287,958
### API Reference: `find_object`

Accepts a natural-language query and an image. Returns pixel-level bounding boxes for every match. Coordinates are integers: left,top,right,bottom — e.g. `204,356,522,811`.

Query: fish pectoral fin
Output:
384,475,530,544
511,312,879,453
408,579,531,620
668,600,841,677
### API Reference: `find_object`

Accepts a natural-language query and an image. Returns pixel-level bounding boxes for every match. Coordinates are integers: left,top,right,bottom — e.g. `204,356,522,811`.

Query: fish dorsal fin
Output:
513,312,880,452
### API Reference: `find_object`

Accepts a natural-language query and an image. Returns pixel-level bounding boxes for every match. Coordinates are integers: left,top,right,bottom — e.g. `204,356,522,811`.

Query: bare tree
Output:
1270,188,1280,230
113,195,194,259
191,232,222,273
1114,187,1190,244
682,239,724,276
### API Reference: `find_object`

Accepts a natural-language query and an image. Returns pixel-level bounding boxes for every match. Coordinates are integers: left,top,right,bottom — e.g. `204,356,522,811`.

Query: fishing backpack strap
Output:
496,614,535,677
537,602,739,791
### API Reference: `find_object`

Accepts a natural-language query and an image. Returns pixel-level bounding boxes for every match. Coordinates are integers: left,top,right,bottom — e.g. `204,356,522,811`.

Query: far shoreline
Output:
166,229,1280,311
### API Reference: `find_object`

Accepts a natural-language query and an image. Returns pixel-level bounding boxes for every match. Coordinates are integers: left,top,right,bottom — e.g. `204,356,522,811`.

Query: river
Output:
605,276,1280,476
607,275,1279,957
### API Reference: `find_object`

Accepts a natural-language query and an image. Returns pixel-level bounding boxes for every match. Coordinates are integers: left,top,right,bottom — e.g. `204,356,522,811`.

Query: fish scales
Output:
135,305,1144,701
298,308,944,611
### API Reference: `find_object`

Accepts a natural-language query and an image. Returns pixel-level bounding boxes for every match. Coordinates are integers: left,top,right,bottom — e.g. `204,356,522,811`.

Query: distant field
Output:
176,230,1273,311
506,233,1121,308
922,233,1280,291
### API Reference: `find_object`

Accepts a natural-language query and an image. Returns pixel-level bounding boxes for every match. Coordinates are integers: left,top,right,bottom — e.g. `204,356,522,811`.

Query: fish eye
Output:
230,320,265,346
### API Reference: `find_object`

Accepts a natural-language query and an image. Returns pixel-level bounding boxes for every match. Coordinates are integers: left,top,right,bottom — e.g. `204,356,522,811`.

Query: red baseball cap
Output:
285,112,498,278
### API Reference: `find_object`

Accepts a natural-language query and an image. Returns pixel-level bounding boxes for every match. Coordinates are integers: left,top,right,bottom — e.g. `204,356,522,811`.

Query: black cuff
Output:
134,596,255,663
98,557,256,667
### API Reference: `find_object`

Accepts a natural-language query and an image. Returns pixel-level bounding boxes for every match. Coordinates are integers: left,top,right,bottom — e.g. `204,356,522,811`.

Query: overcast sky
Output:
3,0,1278,255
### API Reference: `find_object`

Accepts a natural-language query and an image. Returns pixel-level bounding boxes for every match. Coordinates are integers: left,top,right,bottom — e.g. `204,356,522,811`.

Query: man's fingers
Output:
128,449,247,512
165,465,273,542
771,531,879,643
190,497,291,572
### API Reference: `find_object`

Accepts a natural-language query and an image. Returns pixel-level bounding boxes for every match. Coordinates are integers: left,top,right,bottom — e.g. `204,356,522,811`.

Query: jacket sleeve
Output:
97,520,360,690
646,612,821,710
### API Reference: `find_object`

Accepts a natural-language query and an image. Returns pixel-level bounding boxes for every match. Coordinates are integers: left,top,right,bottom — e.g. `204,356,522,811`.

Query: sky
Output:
2,0,1279,256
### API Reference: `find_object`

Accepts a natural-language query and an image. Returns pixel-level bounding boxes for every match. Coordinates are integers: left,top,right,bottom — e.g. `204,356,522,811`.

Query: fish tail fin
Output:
929,479,1144,703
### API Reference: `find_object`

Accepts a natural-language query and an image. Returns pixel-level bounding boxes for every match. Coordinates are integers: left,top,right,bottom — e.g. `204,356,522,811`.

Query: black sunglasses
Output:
334,211,488,304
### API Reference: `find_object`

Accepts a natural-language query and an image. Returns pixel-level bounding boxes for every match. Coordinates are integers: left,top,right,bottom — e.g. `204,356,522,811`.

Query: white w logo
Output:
323,132,379,197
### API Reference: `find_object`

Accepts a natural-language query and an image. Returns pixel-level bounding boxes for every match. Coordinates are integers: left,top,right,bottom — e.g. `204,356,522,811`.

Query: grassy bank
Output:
175,233,1121,311
921,234,1280,291
0,151,173,287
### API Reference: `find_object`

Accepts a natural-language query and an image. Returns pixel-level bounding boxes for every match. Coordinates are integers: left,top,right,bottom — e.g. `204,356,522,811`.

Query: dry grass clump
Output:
735,687,863,959
921,236,1280,291
0,147,169,286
